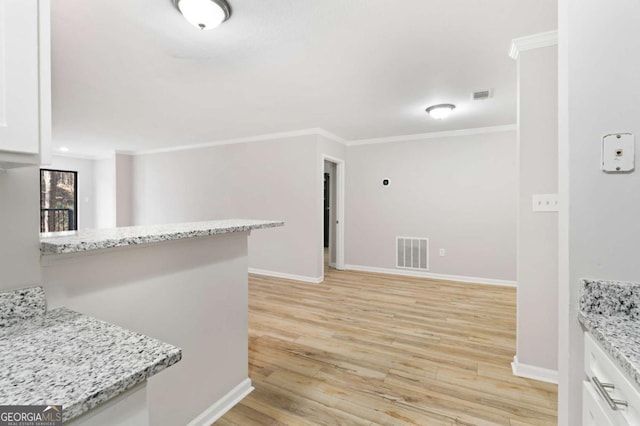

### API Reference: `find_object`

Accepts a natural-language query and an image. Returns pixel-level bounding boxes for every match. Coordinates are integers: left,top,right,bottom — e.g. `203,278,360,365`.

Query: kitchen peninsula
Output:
40,219,284,426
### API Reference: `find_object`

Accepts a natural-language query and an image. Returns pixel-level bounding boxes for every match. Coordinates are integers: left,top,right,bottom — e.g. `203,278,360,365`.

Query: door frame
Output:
321,155,345,276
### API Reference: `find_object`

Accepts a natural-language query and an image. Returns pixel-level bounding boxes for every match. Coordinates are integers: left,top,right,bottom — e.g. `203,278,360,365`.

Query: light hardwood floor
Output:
218,260,557,425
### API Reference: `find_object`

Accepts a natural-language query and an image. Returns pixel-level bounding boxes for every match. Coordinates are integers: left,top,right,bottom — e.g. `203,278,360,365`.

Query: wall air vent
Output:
396,237,429,271
472,89,493,100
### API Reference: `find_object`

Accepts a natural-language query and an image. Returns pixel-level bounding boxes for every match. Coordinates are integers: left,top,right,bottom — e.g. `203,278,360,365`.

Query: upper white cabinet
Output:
0,0,51,169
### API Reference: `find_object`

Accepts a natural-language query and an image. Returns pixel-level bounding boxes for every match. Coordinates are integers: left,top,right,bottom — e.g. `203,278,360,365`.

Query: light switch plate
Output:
532,194,559,212
602,133,634,172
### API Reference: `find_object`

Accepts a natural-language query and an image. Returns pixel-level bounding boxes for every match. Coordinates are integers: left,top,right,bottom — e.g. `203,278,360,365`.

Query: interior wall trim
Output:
132,128,346,156
344,264,517,287
346,124,517,147
186,378,254,426
56,124,522,158
248,268,324,284
511,355,559,384
509,30,558,60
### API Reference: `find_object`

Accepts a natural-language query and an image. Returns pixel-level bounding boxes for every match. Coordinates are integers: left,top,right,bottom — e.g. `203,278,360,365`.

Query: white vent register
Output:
396,237,429,271
472,89,493,100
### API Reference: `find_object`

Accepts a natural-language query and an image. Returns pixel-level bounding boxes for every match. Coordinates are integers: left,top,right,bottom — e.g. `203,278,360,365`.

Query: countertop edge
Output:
63,347,183,422
0,307,183,423
40,220,285,255
578,312,640,391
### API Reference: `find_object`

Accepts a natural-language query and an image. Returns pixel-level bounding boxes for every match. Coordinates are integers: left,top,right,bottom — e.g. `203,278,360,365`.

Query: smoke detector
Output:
471,89,493,101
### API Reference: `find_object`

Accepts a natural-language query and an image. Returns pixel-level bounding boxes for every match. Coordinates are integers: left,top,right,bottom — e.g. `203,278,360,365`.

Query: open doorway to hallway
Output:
321,155,345,277
324,160,337,270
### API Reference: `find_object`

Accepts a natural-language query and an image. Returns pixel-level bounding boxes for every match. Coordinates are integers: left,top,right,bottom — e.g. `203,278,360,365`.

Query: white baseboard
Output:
344,264,516,287
511,356,558,384
248,268,323,284
187,378,254,426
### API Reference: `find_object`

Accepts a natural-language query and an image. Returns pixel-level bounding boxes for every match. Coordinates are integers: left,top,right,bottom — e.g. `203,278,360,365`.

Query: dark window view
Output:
40,169,77,232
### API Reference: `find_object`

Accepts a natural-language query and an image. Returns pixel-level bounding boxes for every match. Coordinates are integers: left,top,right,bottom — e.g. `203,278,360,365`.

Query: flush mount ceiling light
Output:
173,0,231,30
426,104,456,120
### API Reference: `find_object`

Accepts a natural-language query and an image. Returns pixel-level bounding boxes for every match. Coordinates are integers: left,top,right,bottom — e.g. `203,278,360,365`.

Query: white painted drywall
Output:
42,233,250,426
45,155,96,229
516,45,558,372
559,0,640,423
51,1,556,157
115,153,133,227
94,156,116,229
133,135,322,280
345,131,517,282
0,167,41,290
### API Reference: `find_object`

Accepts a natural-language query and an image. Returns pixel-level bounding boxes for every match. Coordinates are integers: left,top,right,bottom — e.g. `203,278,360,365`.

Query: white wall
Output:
0,167,41,290
559,0,640,423
45,155,96,229
94,156,116,229
345,131,517,282
115,153,133,227
133,135,324,280
516,45,558,373
42,232,250,426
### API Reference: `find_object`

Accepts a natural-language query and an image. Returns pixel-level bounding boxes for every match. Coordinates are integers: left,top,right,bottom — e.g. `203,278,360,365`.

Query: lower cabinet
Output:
583,380,617,426
583,332,640,425
66,382,149,426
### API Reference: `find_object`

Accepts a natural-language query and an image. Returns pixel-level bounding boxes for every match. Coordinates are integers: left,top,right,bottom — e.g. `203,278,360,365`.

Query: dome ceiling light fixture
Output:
173,0,231,30
426,104,456,120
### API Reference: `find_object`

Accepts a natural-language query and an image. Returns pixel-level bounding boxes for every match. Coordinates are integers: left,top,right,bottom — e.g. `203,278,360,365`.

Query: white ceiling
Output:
51,0,557,156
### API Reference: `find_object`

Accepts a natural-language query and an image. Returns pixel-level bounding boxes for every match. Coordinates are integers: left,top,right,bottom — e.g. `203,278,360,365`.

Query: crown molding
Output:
52,152,109,161
133,128,346,155
58,124,518,158
346,124,517,147
509,30,558,60
114,150,137,156
314,128,346,145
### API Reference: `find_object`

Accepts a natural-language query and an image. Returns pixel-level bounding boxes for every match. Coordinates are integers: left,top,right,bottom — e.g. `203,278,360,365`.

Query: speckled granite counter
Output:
0,287,182,422
579,278,640,389
40,219,284,254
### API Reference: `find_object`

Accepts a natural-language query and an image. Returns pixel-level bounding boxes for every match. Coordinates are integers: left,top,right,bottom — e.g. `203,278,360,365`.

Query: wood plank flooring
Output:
218,261,557,425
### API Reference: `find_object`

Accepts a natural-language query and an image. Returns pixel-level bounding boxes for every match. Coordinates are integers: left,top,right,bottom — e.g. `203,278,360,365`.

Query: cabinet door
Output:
583,381,620,426
0,0,40,154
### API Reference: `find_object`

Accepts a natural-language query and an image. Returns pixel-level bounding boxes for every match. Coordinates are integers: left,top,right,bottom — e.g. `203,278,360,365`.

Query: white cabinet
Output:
583,332,640,425
0,0,51,169
583,381,616,426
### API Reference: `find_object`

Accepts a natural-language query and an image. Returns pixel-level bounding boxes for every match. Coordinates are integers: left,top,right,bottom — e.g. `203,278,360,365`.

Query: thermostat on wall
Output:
602,133,634,173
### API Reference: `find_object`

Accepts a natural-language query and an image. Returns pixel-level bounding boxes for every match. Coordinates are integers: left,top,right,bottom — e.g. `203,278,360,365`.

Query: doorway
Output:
324,172,331,250
321,155,345,277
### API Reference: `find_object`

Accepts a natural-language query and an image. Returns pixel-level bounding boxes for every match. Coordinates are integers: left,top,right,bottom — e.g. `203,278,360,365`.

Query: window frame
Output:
40,168,78,232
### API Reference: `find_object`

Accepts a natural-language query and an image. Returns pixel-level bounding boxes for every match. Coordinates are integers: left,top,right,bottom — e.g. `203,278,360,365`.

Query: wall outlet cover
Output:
532,194,559,212
602,133,634,172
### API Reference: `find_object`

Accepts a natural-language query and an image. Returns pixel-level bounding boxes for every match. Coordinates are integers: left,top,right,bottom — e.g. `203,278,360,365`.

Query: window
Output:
40,169,78,232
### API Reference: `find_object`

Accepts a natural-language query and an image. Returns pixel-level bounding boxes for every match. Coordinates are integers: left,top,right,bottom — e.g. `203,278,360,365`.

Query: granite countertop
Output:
579,278,640,389
0,287,182,423
40,219,284,254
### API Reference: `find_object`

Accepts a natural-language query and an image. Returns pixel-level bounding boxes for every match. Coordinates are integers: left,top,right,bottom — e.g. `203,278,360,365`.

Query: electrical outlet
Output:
532,194,559,212
439,248,445,257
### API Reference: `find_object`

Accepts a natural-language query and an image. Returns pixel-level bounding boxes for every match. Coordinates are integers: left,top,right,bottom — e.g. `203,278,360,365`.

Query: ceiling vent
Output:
472,89,493,101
